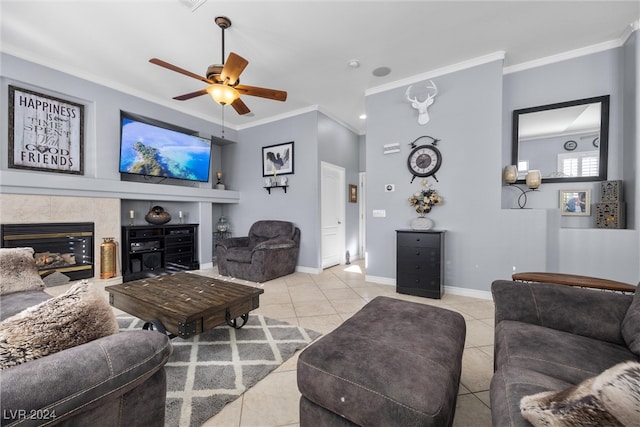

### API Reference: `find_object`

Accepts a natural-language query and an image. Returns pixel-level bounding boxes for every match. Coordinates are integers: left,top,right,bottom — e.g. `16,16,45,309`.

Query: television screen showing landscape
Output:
119,116,212,182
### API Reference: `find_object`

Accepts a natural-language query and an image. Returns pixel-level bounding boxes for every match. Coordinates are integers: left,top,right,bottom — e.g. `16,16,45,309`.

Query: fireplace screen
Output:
1,222,94,281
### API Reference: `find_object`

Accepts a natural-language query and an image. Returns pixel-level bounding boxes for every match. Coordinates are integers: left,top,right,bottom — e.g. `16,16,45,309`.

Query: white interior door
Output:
321,161,345,268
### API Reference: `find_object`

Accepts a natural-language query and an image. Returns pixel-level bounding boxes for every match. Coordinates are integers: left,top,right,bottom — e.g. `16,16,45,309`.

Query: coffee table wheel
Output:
226,312,250,329
143,319,176,339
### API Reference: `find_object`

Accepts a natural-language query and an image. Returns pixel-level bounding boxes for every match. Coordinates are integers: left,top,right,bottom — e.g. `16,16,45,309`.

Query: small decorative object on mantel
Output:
408,179,442,230
596,180,625,229
145,205,171,225
405,80,438,125
215,171,225,190
216,216,229,232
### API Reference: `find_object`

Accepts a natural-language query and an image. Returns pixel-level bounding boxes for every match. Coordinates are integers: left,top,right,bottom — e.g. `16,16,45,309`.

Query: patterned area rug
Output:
118,315,321,427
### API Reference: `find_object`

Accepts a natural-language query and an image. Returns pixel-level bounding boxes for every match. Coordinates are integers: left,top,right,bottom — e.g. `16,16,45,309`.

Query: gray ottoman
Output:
297,296,466,427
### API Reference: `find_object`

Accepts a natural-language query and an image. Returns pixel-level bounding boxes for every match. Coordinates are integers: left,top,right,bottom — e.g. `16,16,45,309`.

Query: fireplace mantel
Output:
0,170,239,204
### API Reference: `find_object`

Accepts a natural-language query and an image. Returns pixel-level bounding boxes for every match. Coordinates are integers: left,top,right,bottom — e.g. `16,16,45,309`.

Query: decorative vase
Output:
100,237,117,279
145,206,171,225
410,216,434,230
216,216,229,232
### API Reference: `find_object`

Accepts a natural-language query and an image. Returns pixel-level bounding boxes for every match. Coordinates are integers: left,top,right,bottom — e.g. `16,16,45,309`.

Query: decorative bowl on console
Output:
145,206,171,225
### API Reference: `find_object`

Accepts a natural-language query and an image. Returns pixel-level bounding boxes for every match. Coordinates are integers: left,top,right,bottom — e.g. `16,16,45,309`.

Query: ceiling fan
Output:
149,16,287,115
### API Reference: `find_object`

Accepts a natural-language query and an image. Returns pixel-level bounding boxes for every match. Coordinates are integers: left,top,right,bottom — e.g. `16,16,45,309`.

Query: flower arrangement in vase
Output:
408,179,443,229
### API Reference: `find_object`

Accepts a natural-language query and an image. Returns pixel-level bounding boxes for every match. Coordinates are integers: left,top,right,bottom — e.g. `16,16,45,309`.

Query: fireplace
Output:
1,222,94,281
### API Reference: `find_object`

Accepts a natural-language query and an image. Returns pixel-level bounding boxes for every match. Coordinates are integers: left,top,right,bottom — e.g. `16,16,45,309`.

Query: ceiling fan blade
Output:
220,52,249,85
173,88,208,101
149,58,213,84
231,97,251,115
235,85,287,102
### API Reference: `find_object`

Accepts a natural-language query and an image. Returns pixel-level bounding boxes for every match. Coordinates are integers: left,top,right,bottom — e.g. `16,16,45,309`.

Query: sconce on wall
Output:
503,166,541,208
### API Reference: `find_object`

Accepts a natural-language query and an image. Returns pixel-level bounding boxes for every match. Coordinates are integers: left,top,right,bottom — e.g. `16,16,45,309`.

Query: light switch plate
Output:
372,209,386,217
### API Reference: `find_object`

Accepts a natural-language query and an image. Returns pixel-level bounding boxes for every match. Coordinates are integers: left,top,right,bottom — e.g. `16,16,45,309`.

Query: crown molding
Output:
234,105,318,130
365,51,506,97
504,20,639,75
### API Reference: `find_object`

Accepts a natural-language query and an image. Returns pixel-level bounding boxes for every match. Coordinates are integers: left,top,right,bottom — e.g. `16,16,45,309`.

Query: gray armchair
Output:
215,220,300,282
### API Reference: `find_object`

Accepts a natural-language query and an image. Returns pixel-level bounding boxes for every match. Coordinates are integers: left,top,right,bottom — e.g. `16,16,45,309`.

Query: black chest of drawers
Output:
396,229,445,299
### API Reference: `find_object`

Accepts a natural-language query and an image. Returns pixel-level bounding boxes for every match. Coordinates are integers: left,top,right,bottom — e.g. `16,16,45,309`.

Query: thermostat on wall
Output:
385,184,395,192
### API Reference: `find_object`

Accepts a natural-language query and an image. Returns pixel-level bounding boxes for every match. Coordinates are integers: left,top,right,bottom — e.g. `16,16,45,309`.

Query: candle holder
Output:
129,210,135,226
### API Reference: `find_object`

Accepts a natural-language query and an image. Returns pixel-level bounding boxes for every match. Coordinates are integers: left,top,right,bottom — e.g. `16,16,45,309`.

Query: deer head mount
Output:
406,80,438,125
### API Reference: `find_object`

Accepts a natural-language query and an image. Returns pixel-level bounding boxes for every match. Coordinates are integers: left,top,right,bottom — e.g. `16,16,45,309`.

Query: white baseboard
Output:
444,285,492,301
364,275,492,300
364,275,395,286
296,265,322,275
200,261,214,270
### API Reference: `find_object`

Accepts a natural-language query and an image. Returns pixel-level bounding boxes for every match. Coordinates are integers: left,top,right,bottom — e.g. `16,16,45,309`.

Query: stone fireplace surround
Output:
0,194,120,282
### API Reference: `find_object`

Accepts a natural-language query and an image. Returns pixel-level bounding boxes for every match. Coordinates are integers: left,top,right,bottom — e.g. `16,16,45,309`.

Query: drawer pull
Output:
415,252,420,256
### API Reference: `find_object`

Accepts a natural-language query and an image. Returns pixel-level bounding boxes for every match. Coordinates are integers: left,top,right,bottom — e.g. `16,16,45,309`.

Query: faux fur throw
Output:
521,361,640,427
0,247,45,295
0,280,119,370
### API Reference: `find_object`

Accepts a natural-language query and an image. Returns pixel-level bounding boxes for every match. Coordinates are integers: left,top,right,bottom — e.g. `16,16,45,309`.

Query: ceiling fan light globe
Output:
207,84,239,105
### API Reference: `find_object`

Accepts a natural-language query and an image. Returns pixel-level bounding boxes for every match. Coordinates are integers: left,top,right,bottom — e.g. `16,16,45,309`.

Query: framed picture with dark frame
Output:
559,189,591,216
262,141,294,176
8,85,84,175
349,184,358,203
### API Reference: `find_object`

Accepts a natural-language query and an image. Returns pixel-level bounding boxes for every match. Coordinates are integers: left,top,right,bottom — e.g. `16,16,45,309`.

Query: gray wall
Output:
222,112,322,269
364,33,639,291
221,111,361,271
317,113,361,259
365,59,549,292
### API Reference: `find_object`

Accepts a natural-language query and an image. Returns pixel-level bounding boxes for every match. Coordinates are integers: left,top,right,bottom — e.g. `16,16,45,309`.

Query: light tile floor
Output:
56,260,494,427
199,260,494,427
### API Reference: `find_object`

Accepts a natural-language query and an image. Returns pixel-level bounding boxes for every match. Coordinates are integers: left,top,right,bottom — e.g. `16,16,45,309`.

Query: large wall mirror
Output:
512,95,609,183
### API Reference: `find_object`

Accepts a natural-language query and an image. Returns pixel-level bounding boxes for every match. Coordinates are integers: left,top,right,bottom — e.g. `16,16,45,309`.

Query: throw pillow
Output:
0,247,45,295
0,280,119,370
520,361,640,427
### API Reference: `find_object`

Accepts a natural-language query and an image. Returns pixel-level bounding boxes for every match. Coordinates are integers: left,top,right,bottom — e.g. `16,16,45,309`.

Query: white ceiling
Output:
1,1,638,135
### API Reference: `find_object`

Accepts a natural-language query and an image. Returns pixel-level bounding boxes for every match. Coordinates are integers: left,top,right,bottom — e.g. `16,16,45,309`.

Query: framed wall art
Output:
349,184,358,203
8,85,84,175
262,141,294,176
559,189,591,216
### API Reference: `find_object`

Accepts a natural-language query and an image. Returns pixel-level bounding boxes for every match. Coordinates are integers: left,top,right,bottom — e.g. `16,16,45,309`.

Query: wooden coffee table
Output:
106,272,264,338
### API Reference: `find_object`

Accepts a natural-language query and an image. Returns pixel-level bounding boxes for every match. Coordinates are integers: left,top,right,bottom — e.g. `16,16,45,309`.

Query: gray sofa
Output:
490,279,640,426
215,220,300,282
0,288,172,426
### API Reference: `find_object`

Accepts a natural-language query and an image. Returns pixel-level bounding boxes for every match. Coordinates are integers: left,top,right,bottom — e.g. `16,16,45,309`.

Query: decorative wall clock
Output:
564,140,577,151
407,135,442,183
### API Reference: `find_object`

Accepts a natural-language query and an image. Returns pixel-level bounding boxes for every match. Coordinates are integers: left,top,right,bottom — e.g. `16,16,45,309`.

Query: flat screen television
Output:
119,111,212,183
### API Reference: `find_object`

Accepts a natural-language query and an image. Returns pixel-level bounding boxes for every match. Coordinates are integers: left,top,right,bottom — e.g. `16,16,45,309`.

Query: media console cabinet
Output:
121,224,199,282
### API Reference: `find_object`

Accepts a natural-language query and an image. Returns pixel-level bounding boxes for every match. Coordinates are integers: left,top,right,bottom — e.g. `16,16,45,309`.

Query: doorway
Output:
321,161,345,268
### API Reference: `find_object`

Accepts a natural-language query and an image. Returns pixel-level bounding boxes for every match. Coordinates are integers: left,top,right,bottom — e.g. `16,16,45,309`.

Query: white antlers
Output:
406,80,438,125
